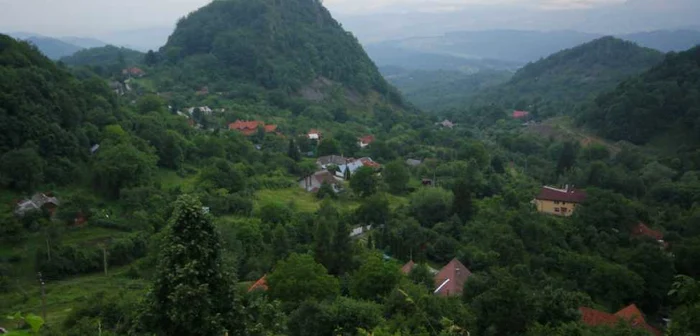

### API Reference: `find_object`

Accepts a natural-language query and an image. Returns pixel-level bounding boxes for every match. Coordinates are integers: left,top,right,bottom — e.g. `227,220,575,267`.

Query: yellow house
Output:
534,186,587,217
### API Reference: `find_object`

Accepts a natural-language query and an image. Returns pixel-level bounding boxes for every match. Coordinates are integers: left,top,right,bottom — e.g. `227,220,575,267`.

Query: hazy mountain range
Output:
367,29,700,71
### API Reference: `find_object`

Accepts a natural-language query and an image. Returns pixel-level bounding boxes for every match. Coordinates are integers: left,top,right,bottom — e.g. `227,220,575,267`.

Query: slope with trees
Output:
469,37,665,118
579,45,700,149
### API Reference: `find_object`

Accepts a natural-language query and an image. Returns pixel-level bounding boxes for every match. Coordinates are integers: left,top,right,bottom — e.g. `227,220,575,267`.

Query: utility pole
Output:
37,272,46,321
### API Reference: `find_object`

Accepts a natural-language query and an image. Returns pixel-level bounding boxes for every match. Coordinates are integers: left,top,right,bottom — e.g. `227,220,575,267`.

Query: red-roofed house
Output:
360,158,381,169
358,135,375,148
228,120,278,136
248,275,268,292
401,260,416,275
513,110,530,119
308,129,322,140
122,67,145,77
433,258,472,297
534,185,587,217
580,304,661,335
631,223,668,248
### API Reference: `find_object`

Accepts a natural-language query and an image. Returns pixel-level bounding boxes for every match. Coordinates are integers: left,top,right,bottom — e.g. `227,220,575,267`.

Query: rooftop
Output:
536,185,587,203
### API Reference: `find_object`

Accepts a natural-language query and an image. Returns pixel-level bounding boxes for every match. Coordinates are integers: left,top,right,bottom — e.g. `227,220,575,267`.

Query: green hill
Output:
0,34,121,189
152,0,402,107
579,45,700,146
471,37,664,117
60,45,144,68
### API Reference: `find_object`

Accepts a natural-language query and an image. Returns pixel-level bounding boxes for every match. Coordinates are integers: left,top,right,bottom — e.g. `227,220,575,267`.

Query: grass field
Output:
0,267,147,331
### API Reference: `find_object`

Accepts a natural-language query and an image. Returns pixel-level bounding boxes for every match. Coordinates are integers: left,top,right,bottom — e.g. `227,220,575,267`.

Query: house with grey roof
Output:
299,170,343,193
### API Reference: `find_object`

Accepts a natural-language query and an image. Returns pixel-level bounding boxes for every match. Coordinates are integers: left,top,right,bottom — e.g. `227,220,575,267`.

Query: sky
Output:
0,0,697,44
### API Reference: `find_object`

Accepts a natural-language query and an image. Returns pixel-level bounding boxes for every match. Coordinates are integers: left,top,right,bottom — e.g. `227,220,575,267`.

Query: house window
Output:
561,208,568,213
554,201,560,205
554,208,560,213
562,202,567,205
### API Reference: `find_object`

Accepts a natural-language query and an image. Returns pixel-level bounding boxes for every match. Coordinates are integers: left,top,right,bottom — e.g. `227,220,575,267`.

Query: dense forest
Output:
152,0,401,107
2,0,700,335
467,37,665,118
60,45,144,76
579,46,700,147
381,67,513,111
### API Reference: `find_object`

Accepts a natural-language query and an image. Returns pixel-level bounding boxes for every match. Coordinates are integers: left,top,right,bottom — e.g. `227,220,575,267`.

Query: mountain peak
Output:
157,0,399,105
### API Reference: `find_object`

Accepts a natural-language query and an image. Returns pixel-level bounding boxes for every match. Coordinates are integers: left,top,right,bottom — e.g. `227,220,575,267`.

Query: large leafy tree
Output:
383,160,409,194
350,166,378,198
267,253,340,305
92,142,157,198
350,252,401,301
139,195,240,336
0,147,45,191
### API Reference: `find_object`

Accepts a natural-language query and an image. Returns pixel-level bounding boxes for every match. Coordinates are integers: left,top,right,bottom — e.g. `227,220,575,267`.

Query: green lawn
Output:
255,187,325,213
157,168,198,192
0,267,147,331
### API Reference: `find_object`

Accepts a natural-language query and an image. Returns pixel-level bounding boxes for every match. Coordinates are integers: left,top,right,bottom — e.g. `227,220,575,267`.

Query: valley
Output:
1,1,700,336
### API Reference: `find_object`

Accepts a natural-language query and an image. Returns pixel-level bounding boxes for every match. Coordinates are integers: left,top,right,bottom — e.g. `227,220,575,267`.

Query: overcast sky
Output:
0,0,697,41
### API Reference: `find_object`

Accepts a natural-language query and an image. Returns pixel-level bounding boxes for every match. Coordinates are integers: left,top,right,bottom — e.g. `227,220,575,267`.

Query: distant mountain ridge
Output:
367,29,700,70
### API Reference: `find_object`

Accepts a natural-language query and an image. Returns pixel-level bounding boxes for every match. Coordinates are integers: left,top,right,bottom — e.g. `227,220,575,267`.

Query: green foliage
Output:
60,45,144,74
0,147,45,191
409,188,454,228
0,34,120,190
383,160,410,194
267,253,340,305
318,138,340,157
580,45,700,145
350,166,379,198
140,195,240,336
158,0,396,100
92,141,158,198
350,252,402,301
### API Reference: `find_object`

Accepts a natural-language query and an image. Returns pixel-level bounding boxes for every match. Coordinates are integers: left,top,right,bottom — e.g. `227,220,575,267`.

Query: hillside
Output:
0,33,120,189
60,45,145,68
469,37,664,117
382,66,513,111
152,0,402,108
579,45,700,147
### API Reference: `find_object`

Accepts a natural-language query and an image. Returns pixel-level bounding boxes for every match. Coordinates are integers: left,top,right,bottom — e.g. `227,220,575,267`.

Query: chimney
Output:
565,184,569,192
456,267,460,276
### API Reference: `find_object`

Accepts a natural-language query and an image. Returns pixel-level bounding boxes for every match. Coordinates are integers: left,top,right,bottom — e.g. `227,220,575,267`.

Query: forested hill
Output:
470,37,664,117
0,33,121,190
60,45,144,68
579,45,700,147
153,0,402,106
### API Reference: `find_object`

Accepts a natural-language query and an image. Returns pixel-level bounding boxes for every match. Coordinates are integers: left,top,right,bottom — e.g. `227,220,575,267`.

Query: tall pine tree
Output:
139,195,240,335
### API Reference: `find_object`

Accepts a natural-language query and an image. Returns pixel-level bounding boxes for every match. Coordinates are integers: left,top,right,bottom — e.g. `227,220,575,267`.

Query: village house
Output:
186,106,214,115
228,120,278,136
358,135,375,148
122,67,145,78
534,185,587,216
335,157,380,179
433,258,472,297
247,274,268,292
299,170,343,193
307,129,322,140
512,110,530,119
316,155,349,169
580,304,661,335
400,260,417,275
405,159,422,167
437,119,455,129
631,222,668,248
15,193,60,217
